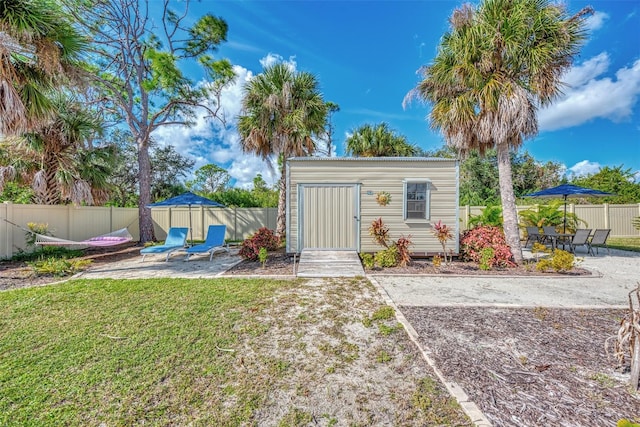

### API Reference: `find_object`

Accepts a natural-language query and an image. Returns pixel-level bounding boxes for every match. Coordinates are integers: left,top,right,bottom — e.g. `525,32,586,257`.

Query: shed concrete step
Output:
297,250,364,278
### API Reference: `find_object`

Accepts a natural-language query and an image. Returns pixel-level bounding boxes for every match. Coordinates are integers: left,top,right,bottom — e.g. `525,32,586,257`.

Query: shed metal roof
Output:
287,156,457,162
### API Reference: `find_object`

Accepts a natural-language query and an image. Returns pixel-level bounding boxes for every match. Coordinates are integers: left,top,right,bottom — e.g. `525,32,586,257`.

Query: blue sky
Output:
153,0,640,188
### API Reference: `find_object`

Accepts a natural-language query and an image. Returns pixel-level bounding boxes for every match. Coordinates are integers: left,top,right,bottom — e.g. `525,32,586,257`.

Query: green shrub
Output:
432,255,442,268
536,249,575,272
519,201,586,232
469,205,503,228
479,247,494,271
258,247,268,268
12,246,84,262
374,246,398,268
25,222,51,249
28,258,92,277
617,419,640,427
360,253,375,270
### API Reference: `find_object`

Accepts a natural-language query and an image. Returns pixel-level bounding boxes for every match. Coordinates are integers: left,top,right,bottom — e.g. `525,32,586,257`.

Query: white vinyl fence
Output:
1,202,637,259
0,203,277,259
460,204,640,237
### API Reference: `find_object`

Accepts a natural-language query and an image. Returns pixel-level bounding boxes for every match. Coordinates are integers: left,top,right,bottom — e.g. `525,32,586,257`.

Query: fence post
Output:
68,204,73,240
2,202,12,259
199,206,204,240
603,203,609,229
464,205,470,230
234,207,238,241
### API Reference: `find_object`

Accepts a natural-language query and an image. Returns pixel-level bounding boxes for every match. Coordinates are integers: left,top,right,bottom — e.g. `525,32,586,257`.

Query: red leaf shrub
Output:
395,235,413,267
239,227,281,260
369,217,390,248
460,226,515,268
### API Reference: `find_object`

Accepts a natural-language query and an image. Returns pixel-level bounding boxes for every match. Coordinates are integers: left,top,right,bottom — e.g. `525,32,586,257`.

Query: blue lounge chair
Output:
140,227,188,261
185,224,229,261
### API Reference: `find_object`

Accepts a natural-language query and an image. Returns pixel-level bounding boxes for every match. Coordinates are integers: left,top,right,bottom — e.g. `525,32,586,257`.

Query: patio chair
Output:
524,226,542,248
140,227,188,262
588,229,611,255
185,224,229,261
541,226,559,249
568,229,592,254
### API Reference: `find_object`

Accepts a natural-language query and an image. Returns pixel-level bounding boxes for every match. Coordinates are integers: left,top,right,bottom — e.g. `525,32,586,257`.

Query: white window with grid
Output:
403,179,431,220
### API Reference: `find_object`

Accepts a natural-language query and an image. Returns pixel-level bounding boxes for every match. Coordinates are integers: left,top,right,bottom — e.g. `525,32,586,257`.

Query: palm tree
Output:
238,63,329,236
0,93,114,205
405,0,592,264
0,0,87,135
346,123,418,157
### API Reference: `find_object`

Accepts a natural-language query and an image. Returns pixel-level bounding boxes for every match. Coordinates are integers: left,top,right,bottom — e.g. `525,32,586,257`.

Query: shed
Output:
286,157,459,255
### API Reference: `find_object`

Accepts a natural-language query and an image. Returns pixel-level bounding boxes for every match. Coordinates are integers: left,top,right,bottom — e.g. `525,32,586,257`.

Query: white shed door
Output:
299,185,359,250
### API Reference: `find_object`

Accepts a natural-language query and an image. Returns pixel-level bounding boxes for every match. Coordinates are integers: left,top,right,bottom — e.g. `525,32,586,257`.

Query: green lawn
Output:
606,236,640,252
0,277,469,426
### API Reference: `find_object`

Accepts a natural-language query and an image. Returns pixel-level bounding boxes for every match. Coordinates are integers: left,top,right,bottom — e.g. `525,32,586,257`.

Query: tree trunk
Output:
631,325,640,391
496,142,524,265
276,163,287,237
36,151,61,205
137,137,155,244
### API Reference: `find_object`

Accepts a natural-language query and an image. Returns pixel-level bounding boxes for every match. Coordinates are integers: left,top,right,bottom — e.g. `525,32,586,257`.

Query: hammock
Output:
35,228,133,248
2,218,134,249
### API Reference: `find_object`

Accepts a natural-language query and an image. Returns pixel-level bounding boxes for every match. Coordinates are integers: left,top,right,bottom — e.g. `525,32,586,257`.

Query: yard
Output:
0,277,470,426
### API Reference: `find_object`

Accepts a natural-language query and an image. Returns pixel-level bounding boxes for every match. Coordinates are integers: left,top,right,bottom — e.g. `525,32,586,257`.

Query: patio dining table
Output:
555,233,575,250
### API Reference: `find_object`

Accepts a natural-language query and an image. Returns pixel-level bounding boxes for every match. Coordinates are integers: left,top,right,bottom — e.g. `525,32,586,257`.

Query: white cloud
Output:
259,53,297,71
567,160,601,178
151,61,279,188
539,54,640,131
150,55,311,189
562,52,610,88
584,11,609,32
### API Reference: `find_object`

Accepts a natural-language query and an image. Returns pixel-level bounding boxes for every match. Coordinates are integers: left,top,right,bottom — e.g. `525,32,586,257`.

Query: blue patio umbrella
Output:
148,192,225,245
524,184,613,233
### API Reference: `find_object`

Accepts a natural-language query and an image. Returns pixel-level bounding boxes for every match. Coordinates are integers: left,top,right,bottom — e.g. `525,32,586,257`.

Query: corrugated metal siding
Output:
300,185,358,249
287,158,459,254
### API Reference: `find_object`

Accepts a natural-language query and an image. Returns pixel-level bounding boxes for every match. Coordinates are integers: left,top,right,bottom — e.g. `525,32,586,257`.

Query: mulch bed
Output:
401,306,640,426
224,249,297,276
369,258,592,276
0,243,142,291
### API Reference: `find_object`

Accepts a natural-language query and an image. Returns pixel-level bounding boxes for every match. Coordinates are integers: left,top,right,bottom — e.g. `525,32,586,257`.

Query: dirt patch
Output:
401,306,640,426
240,278,472,425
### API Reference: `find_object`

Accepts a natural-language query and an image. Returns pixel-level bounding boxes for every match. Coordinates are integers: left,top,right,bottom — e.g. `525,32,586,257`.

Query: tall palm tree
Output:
405,0,591,264
0,0,87,135
346,123,418,157
238,63,329,236
0,93,114,205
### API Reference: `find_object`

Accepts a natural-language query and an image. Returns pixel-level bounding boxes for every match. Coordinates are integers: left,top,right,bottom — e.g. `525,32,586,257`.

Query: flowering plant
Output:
460,225,515,268
432,220,454,265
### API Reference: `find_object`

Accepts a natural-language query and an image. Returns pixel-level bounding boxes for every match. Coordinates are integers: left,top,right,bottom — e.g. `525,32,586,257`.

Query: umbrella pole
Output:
189,205,193,246
563,196,567,234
